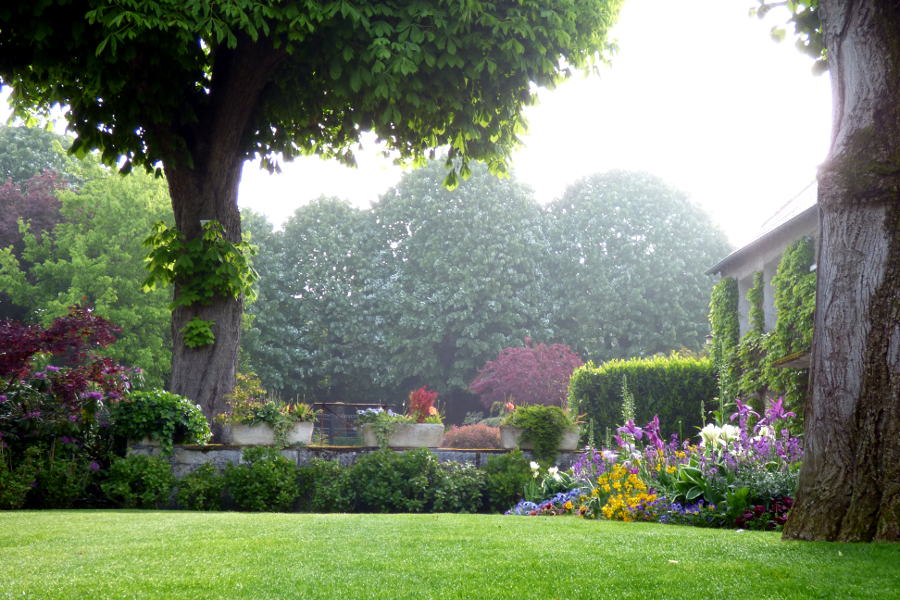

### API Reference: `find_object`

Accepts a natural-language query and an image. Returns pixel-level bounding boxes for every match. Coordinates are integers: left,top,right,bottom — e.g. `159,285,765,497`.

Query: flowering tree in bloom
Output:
469,339,583,409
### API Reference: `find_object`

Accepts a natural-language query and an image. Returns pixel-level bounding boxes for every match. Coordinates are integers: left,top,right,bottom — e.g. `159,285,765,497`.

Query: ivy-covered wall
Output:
708,237,816,418
708,277,740,402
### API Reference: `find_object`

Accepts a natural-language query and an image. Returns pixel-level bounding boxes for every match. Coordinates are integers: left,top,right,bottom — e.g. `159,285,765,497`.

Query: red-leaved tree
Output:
469,339,583,410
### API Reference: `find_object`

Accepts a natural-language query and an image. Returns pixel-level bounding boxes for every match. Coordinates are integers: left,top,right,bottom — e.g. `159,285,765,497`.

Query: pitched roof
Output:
706,182,818,275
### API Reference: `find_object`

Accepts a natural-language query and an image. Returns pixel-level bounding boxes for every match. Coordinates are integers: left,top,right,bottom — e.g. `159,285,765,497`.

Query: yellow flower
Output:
564,500,573,510
666,465,677,474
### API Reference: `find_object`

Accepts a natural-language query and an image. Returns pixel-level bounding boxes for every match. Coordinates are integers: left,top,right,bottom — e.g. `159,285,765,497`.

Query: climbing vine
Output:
762,237,816,414
737,271,767,404
708,277,740,403
707,237,816,420
143,220,258,347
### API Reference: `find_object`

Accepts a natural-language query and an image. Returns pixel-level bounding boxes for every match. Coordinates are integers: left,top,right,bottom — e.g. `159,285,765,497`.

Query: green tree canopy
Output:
371,160,550,397
241,199,385,402
544,170,731,361
0,167,173,387
0,125,73,184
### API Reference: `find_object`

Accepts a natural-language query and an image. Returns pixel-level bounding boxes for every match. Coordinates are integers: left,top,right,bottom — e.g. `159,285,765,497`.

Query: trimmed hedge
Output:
567,354,716,437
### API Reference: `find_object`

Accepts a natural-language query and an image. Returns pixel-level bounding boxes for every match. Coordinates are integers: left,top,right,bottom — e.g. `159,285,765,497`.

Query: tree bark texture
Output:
783,0,900,542
161,39,284,437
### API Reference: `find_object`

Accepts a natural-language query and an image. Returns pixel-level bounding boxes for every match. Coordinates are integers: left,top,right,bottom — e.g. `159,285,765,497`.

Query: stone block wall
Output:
129,443,584,478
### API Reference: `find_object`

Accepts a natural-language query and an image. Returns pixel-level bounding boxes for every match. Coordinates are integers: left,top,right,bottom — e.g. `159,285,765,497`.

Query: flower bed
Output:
505,398,802,531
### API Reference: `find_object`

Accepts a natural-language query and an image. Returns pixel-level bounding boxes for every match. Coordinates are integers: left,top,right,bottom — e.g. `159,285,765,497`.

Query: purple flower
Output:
730,398,759,422
764,397,796,425
24,410,41,419
82,391,104,401
89,461,100,471
617,419,644,441
46,365,60,372
68,414,79,422
34,371,46,379
60,436,75,444
0,395,6,403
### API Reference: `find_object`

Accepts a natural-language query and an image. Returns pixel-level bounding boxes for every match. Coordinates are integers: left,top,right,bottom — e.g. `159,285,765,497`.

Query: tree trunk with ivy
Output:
160,40,284,437
783,0,900,542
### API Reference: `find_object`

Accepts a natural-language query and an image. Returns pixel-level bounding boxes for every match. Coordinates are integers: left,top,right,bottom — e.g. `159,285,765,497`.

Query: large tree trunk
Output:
160,39,284,438
783,0,900,542
166,162,244,440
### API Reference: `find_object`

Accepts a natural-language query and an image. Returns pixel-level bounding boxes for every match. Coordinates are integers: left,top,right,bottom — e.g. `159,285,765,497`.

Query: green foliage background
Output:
0,163,173,387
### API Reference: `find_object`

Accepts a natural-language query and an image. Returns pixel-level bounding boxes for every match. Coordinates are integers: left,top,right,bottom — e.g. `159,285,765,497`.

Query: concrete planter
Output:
360,423,444,448
229,423,276,445
284,421,315,445
499,426,581,451
228,422,315,445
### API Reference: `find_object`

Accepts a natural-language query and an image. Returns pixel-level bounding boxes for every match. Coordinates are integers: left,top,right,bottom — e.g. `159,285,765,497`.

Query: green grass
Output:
1,511,897,600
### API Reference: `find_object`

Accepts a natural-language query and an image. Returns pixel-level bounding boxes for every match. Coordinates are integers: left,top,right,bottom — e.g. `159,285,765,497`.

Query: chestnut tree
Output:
0,0,622,428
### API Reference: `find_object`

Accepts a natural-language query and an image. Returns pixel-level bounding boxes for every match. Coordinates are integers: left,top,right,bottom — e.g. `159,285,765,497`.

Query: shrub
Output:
432,462,486,513
348,448,443,513
176,463,225,511
441,424,501,449
223,447,300,512
101,454,175,509
481,449,531,513
0,307,136,467
297,459,352,513
502,404,576,465
0,446,40,509
35,454,93,508
109,389,211,454
568,354,716,438
470,339,583,408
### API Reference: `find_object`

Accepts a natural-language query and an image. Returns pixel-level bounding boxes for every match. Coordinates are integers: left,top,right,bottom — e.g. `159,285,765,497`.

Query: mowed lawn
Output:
0,511,897,600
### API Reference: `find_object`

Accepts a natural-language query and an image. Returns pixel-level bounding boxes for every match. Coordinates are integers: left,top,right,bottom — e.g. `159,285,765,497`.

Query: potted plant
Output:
216,372,319,447
109,389,212,455
358,387,444,448
500,403,580,463
217,398,319,447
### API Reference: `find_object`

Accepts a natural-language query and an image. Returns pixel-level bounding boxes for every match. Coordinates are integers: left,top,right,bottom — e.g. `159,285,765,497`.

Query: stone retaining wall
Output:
129,443,584,477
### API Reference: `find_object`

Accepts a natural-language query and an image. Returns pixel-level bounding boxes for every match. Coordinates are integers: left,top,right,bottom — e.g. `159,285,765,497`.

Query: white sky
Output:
238,0,832,248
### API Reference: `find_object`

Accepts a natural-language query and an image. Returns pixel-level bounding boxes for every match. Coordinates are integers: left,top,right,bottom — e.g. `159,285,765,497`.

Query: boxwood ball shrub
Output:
568,354,716,437
176,463,225,511
224,447,300,512
101,454,175,509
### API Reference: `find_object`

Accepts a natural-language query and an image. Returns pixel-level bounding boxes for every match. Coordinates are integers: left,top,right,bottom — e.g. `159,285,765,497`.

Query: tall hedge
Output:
567,354,716,438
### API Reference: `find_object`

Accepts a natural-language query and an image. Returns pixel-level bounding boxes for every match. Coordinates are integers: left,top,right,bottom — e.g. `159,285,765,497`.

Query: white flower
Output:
700,424,723,447
720,424,740,444
530,461,540,471
548,466,561,481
